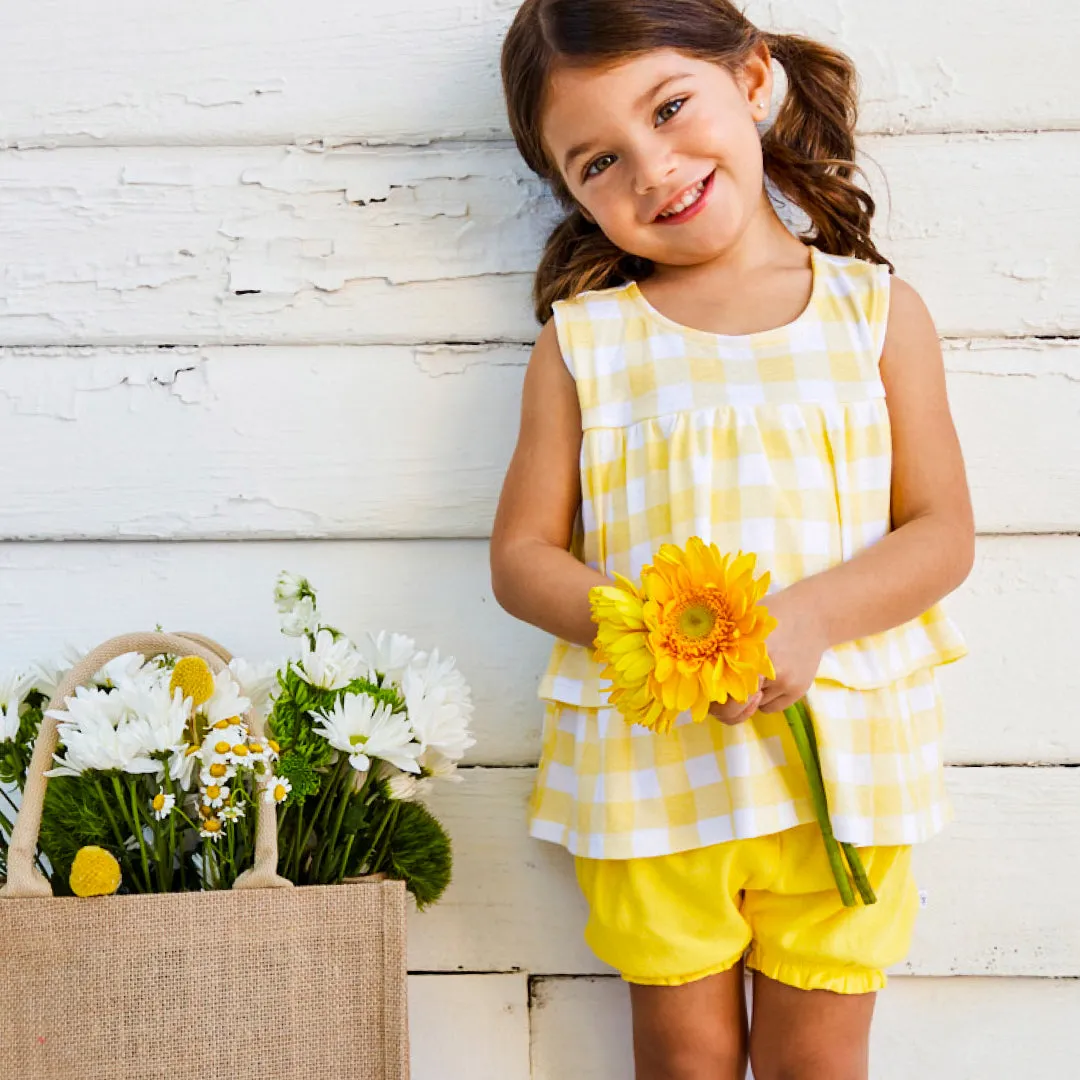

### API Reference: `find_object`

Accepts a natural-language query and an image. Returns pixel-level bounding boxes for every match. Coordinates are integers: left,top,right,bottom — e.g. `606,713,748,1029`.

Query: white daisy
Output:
281,596,319,638
227,658,279,721
200,761,237,786
401,651,476,765
294,630,366,691
202,670,251,728
221,804,245,822
202,724,248,761
125,686,190,759
30,643,85,700
262,776,292,804
386,771,422,801
150,791,176,820
202,783,230,809
356,631,417,685
45,690,160,777
199,819,225,841
313,692,422,774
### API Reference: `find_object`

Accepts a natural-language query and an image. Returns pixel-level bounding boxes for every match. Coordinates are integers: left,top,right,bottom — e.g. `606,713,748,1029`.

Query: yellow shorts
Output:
574,823,918,995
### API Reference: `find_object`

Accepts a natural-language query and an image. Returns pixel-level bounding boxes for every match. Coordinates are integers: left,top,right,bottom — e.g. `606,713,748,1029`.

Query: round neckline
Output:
626,245,822,343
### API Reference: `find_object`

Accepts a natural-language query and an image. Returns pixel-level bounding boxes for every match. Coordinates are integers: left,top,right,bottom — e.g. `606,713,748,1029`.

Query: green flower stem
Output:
794,701,877,907
116,776,153,894
296,756,348,880
369,802,401,877
95,777,142,891
335,835,357,885
782,703,855,908
315,764,354,884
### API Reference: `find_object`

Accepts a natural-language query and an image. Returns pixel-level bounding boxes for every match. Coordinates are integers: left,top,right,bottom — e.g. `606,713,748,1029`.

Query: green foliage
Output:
381,800,453,911
39,774,124,895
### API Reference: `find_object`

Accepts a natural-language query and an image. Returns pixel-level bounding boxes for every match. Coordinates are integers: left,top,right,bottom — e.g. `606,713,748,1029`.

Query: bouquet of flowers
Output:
0,574,473,910
589,536,875,908
267,573,474,906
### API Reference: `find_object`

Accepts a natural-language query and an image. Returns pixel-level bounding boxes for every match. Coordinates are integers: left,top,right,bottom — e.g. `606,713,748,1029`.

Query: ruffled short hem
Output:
745,948,887,996
621,944,750,987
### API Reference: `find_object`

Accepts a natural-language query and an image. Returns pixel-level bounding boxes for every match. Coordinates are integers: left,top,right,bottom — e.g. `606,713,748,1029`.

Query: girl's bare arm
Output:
490,320,609,647
780,276,976,649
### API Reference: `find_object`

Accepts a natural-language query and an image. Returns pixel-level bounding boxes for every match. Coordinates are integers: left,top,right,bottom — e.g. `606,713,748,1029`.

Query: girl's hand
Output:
707,585,829,724
754,585,830,714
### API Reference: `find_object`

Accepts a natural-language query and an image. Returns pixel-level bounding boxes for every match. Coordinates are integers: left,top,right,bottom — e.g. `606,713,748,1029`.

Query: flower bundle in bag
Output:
0,632,409,1080
268,573,475,907
589,537,875,908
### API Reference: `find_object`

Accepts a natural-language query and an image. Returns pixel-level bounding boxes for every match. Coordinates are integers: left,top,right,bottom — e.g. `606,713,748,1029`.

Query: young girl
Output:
491,2,974,1078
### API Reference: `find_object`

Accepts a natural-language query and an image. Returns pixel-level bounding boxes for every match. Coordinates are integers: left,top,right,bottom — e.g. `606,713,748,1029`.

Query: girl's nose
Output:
631,144,677,196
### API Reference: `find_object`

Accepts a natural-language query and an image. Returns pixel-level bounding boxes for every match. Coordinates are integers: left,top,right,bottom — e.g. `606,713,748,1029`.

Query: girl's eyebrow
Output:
562,72,694,173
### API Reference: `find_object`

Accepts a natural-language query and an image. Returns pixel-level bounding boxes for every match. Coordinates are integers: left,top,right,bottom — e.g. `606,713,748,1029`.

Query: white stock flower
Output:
313,692,422,774
401,651,476,765
280,596,319,638
294,630,366,691
274,572,310,612
227,658,279,720
357,631,418,685
0,672,34,743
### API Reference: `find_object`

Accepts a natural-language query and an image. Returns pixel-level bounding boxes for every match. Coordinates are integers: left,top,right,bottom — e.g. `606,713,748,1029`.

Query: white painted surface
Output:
408,767,1080,977
530,976,1080,1079
0,342,1077,538
1,1,1076,1075
1,136,1077,346
1,0,1076,146
1,537,1078,765
409,974,530,1080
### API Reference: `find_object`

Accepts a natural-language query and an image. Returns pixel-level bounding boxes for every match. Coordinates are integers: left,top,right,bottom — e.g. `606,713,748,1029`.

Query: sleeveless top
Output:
528,247,968,859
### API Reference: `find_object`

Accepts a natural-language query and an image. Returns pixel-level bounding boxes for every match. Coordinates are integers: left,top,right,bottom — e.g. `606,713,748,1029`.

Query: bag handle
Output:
0,632,292,899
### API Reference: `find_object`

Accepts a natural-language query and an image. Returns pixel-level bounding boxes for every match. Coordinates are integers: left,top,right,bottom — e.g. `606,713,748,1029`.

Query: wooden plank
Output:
529,975,1080,1079
1,536,1078,766
0,136,1077,346
408,767,1080,976
408,974,529,1080
0,341,1076,540
2,0,1076,146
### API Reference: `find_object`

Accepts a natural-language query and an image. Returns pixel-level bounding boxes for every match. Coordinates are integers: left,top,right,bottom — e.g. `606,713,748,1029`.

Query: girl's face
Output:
541,47,773,268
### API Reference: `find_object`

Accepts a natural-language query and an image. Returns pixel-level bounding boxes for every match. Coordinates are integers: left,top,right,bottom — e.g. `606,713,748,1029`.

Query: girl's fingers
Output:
714,691,762,726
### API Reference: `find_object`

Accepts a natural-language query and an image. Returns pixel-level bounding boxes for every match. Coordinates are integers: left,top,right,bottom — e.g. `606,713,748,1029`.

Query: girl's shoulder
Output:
552,280,637,320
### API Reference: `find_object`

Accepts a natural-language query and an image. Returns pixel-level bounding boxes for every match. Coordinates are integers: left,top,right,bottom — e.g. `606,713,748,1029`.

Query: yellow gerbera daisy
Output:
590,537,777,732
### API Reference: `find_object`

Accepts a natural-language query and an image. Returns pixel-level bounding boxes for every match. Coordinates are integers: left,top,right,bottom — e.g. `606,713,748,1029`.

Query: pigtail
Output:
533,207,651,324
762,33,893,271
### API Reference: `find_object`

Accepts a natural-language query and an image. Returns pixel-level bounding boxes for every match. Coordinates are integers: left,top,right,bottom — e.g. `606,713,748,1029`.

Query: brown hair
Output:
501,0,891,322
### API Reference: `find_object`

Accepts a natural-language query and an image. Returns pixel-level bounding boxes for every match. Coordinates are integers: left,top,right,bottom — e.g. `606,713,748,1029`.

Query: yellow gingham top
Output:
529,247,968,859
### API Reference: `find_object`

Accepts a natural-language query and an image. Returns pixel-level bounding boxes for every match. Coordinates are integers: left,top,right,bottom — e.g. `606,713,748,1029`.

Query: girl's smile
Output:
653,169,716,224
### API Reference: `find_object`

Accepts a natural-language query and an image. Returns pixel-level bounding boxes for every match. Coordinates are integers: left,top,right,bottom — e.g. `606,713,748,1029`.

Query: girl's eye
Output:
656,97,687,125
584,154,617,180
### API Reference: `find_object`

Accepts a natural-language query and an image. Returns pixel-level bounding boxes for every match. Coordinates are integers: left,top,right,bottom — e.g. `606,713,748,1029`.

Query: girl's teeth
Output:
660,180,706,219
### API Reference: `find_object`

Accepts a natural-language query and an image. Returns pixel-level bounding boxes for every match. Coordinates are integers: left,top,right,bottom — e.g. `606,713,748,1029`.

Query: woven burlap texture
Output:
0,632,410,1079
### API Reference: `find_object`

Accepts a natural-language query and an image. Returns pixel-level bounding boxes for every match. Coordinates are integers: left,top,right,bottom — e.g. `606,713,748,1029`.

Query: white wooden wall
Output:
2,1,1078,1075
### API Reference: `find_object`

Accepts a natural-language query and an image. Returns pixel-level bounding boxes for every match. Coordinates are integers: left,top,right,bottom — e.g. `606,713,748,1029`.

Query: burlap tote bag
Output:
0,631,409,1080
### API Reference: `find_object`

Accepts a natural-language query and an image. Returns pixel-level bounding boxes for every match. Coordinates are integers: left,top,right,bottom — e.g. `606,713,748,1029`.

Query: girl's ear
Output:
740,40,775,121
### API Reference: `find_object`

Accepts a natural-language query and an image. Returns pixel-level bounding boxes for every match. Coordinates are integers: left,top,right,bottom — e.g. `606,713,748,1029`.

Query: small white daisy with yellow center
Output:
221,805,245,822
262,776,292,805
150,791,176,820
199,818,225,841
202,784,230,809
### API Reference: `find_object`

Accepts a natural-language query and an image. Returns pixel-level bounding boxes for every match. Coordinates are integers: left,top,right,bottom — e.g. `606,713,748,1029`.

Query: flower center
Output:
662,589,737,660
349,734,369,747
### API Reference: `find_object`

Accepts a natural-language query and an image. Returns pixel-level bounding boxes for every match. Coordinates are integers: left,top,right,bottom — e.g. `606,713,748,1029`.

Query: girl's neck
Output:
647,192,809,293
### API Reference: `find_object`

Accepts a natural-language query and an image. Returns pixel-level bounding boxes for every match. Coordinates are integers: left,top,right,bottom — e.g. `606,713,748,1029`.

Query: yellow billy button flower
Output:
70,846,122,897
590,537,777,733
169,657,215,708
